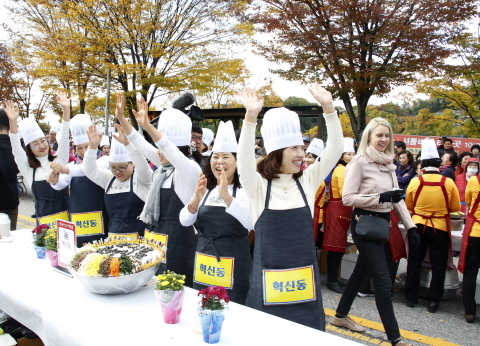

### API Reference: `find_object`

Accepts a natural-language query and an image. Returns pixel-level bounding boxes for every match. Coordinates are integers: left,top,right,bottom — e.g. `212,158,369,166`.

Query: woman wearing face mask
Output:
116,97,202,285
455,151,473,177
322,138,355,293
4,95,71,223
455,158,480,214
333,118,417,346
179,121,253,304
84,123,152,239
238,84,343,331
459,168,480,323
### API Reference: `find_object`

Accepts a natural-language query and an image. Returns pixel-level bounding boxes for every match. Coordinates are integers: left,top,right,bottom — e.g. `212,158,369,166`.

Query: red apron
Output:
389,210,407,262
458,176,480,274
312,184,326,244
322,197,353,253
410,176,454,269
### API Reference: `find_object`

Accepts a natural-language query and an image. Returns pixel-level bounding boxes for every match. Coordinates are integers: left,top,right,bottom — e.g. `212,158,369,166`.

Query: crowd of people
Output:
1,85,480,346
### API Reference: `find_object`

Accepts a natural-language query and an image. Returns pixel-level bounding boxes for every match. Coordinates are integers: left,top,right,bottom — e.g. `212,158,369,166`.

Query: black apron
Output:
245,178,325,331
150,180,197,286
104,172,147,238
32,167,69,221
70,172,109,247
194,187,251,305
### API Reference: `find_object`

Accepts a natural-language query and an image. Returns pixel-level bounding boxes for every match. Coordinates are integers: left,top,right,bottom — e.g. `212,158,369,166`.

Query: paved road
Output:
14,189,479,346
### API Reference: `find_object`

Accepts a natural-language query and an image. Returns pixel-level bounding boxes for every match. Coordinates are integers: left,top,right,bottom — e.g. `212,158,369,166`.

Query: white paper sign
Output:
57,219,77,269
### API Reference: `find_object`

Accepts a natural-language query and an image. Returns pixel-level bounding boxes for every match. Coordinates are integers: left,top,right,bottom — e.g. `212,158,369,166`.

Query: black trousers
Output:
359,242,399,293
405,225,450,303
462,237,480,315
336,208,401,342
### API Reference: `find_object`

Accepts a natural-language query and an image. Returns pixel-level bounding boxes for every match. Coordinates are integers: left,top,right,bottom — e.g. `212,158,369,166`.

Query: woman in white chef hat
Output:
115,95,202,285
84,117,152,239
179,121,253,304
3,95,71,223
47,113,111,247
238,83,343,330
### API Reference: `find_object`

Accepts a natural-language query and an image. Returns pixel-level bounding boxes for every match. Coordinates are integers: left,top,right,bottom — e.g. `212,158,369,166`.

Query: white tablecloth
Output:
398,224,463,252
0,230,361,346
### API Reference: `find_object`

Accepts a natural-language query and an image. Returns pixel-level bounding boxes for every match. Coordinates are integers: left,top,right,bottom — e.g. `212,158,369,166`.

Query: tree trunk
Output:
125,94,139,130
79,99,86,114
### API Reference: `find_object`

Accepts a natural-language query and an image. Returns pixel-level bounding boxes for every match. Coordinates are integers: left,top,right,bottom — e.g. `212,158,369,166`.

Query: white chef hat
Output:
50,121,62,133
343,137,355,153
18,118,45,145
202,128,214,147
261,107,303,155
306,138,324,157
420,138,439,160
109,136,130,163
100,135,110,148
70,114,92,145
212,121,237,153
158,108,192,146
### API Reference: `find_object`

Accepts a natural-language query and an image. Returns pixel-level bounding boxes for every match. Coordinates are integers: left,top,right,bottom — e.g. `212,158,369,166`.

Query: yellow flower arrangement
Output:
155,270,186,291
45,228,57,252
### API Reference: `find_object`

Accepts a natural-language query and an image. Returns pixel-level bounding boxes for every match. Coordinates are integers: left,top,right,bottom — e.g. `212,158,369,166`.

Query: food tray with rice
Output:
68,239,165,294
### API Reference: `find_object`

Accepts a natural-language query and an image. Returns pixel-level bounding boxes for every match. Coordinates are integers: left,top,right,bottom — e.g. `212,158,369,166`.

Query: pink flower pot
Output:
155,289,185,324
46,250,58,267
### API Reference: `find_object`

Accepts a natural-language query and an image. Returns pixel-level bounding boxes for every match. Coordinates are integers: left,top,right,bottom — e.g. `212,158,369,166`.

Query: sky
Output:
0,0,443,124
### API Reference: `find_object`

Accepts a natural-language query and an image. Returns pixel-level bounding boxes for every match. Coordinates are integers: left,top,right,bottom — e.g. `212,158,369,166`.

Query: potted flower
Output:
154,271,186,324
45,228,58,267
198,286,230,344
32,224,49,259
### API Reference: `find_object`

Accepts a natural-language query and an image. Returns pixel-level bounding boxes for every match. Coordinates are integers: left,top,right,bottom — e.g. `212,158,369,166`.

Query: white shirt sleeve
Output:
55,121,70,166
125,143,152,187
10,132,30,183
237,121,262,199
301,111,343,189
126,128,160,167
179,197,201,227
225,188,253,230
83,148,114,190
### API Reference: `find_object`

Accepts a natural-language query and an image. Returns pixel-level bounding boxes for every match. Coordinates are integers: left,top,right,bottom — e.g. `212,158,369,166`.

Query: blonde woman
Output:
333,118,417,346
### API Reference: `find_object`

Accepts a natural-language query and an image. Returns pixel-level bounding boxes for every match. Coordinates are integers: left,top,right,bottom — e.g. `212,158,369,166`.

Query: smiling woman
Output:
238,84,344,331
4,94,71,222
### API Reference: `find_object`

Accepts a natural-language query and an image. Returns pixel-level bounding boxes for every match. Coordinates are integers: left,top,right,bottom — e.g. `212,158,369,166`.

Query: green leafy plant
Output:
156,270,186,291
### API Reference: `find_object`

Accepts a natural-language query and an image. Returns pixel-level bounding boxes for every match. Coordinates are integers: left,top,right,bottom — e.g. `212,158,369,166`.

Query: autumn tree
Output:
0,43,16,102
231,0,477,142
416,33,480,138
187,56,251,109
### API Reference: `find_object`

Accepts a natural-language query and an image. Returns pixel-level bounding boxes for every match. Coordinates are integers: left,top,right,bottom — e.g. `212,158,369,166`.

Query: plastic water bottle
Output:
0,213,11,237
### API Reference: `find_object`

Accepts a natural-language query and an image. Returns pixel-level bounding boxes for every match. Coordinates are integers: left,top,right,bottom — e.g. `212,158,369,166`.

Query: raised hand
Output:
193,173,207,204
217,171,233,207
115,92,126,119
112,123,130,146
132,96,150,128
308,83,335,114
56,93,70,109
87,124,102,149
3,100,19,122
241,87,264,123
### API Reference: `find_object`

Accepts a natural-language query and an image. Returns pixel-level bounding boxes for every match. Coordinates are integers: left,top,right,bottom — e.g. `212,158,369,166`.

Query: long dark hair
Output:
337,153,349,166
26,144,56,168
257,148,303,180
203,152,241,191
178,145,202,165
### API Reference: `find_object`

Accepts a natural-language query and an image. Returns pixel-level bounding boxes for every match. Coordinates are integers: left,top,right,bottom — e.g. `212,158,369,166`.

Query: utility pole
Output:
105,68,111,137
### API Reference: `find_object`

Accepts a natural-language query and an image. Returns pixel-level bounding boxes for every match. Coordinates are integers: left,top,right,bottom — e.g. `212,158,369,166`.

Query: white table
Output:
1,230,361,346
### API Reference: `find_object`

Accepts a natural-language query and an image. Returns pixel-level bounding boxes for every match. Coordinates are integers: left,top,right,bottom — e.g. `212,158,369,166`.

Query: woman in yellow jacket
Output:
458,174,480,323
405,138,460,313
322,138,355,293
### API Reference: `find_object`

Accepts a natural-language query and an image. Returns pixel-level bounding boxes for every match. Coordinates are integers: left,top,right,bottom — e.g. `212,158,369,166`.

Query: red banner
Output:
393,135,480,156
